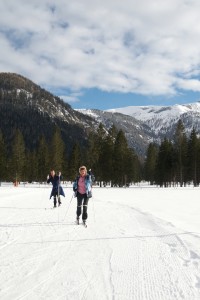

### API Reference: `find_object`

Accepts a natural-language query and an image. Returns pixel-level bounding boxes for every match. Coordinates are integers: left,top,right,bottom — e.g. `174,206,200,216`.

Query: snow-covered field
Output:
0,184,200,300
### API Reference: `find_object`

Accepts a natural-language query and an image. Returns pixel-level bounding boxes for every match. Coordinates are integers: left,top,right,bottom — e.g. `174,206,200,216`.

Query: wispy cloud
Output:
1,0,200,100
59,91,83,104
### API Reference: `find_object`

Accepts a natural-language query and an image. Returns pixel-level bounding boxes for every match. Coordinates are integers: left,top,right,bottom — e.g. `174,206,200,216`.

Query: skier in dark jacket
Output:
73,166,94,225
47,170,65,208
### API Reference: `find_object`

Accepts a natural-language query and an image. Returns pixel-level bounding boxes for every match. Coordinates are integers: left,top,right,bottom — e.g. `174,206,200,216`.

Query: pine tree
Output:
68,142,82,180
86,123,107,184
98,133,114,185
86,131,99,172
25,149,38,182
50,127,65,174
173,120,187,186
124,148,140,185
155,138,175,187
113,130,129,187
144,143,158,185
0,130,6,182
187,128,200,186
10,129,26,182
37,136,50,181
95,123,107,184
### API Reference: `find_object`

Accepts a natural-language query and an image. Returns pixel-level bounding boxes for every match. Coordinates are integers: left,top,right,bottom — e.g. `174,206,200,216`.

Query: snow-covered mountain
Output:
79,102,200,156
3,72,200,157
107,102,200,139
77,109,156,156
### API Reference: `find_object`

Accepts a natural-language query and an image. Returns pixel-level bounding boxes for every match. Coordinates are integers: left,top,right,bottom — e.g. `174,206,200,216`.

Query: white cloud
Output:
1,0,200,98
59,91,83,103
176,78,200,92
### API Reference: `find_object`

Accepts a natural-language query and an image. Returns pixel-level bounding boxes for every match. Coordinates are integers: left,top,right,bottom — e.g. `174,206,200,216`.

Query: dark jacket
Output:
47,175,65,199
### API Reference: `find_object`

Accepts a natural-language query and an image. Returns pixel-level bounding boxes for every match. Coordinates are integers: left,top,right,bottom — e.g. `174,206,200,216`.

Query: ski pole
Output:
63,193,74,222
58,172,60,199
91,195,96,223
57,173,60,223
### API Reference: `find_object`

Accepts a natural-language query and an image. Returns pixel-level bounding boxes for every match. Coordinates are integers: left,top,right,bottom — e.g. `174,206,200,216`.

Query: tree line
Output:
144,120,200,187
1,119,200,187
0,124,141,186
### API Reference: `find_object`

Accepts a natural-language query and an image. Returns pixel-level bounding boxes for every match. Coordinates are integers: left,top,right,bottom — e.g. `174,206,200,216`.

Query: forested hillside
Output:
0,73,141,185
1,73,200,187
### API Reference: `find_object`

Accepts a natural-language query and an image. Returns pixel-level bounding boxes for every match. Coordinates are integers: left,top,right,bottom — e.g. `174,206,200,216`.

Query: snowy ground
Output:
0,183,200,300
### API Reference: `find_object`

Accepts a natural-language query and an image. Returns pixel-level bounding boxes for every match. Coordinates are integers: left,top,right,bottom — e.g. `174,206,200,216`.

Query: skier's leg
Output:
82,195,89,221
53,196,57,207
58,196,61,206
76,193,83,220
53,190,58,207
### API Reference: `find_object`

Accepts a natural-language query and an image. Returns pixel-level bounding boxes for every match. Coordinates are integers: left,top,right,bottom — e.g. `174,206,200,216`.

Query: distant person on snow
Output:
47,170,65,208
73,166,94,225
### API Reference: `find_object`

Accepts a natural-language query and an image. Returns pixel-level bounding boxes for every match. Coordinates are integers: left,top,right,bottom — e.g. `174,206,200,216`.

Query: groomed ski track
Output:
0,185,200,300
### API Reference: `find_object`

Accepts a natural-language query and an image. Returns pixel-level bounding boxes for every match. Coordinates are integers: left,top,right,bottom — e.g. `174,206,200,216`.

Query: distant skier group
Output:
47,166,94,226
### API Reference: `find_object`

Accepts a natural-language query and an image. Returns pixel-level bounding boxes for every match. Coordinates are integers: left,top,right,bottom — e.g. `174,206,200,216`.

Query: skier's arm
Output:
47,175,51,183
88,169,95,183
73,179,77,192
57,172,63,182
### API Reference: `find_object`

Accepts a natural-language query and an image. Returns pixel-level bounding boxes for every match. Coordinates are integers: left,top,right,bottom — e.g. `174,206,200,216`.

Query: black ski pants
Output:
53,191,61,207
76,192,89,220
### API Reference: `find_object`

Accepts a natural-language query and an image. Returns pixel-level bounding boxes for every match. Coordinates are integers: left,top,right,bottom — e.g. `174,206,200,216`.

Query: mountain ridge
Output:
77,108,156,156
0,72,98,153
78,101,200,154
106,102,200,138
1,72,200,158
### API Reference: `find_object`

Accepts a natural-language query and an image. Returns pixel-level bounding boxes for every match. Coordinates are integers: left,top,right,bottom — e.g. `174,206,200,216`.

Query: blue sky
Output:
1,0,200,110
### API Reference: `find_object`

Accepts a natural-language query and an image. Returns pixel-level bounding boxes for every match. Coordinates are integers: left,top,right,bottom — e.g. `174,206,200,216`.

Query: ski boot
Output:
83,220,87,227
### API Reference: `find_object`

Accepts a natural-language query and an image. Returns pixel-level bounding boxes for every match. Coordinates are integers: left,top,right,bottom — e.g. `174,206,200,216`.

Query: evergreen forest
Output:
1,119,200,187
